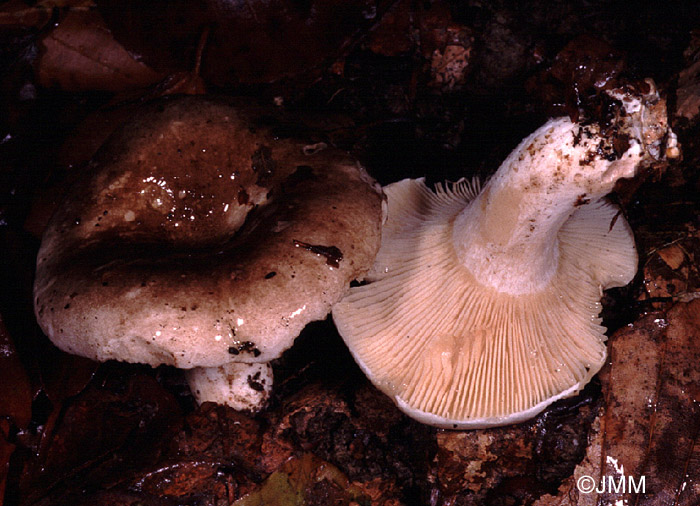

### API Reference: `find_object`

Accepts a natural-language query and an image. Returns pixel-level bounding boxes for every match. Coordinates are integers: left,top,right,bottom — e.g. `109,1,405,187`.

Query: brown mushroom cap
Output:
33,97,382,373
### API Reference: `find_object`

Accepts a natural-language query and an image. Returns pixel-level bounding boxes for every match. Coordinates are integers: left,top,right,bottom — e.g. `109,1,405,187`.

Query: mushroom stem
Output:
454,87,667,295
453,118,637,294
186,362,273,411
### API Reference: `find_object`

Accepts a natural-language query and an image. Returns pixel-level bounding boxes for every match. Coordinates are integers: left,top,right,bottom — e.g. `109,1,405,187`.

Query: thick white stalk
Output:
453,117,643,295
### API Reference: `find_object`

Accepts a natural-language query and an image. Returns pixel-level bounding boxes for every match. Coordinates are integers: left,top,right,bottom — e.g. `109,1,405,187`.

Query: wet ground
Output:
1,1,700,505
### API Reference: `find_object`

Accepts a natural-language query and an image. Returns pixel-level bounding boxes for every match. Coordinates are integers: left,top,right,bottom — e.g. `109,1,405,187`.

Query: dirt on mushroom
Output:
32,96,383,411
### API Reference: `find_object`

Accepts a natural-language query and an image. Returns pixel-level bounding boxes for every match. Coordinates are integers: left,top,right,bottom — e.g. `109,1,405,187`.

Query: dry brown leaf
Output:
97,0,396,86
676,31,700,121
364,0,413,56
37,350,98,407
233,452,369,506
534,409,604,506
133,460,221,498
643,225,700,304
36,9,164,92
18,372,182,505
536,300,700,506
435,428,535,496
0,0,93,29
0,314,32,430
0,419,15,506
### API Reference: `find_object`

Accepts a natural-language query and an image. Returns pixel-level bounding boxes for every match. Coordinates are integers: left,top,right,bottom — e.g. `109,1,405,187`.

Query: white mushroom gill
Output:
332,82,673,428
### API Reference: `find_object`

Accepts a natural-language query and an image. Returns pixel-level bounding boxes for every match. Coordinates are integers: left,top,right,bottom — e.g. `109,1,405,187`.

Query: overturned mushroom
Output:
33,97,383,411
333,81,673,428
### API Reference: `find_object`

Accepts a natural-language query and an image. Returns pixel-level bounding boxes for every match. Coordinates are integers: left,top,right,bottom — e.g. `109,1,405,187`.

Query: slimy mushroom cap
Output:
34,97,383,410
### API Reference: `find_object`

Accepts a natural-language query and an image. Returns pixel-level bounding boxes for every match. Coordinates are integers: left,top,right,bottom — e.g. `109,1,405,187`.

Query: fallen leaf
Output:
0,419,16,506
526,34,627,122
0,0,92,30
643,226,700,304
676,31,700,121
18,371,181,505
629,301,700,505
111,403,274,503
97,0,396,86
36,8,164,92
533,410,604,506
364,0,413,57
0,313,32,429
233,453,368,506
432,393,599,504
174,403,267,476
38,348,98,406
278,380,435,500
68,489,187,506
133,460,221,498
536,300,700,505
657,243,686,270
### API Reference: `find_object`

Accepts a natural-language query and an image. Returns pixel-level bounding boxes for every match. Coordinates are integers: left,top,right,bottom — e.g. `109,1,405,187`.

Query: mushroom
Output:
332,81,673,428
33,96,383,411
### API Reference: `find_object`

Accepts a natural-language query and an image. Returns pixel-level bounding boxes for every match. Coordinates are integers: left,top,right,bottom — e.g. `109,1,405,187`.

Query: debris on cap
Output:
33,96,383,411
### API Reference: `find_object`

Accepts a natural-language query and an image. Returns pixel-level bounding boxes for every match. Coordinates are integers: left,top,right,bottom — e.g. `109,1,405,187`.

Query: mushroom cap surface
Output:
34,96,383,369
333,177,636,428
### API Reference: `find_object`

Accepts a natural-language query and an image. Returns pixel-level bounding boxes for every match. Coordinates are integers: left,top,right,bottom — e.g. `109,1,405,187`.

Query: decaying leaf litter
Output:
1,1,700,505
